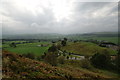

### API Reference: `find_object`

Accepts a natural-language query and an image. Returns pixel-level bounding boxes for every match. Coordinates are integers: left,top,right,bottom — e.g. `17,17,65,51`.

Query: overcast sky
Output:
0,0,119,34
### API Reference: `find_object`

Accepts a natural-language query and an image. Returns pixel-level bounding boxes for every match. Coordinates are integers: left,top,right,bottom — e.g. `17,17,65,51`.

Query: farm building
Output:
37,44,49,47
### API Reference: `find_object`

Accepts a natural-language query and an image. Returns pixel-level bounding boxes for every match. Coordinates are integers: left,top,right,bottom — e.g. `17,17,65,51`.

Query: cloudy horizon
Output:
0,0,119,35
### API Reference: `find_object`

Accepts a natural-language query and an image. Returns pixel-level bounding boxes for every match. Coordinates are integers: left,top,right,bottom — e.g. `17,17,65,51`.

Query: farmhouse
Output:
99,42,119,50
37,44,48,47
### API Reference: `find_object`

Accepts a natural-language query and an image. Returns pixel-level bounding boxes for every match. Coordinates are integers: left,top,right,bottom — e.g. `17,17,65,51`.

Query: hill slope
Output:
61,42,117,56
2,51,115,79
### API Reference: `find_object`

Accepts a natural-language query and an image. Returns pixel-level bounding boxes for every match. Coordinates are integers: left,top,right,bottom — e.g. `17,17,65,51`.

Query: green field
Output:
2,40,120,78
3,40,118,56
89,37,119,44
3,41,51,56
67,36,119,44
61,42,117,56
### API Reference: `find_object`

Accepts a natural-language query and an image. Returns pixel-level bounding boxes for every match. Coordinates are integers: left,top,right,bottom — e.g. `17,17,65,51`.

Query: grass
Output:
3,40,118,56
63,60,119,78
3,50,119,79
3,41,51,56
5,47,49,56
68,36,119,44
61,42,117,56
91,37,119,44
60,63,119,78
99,69,119,78
4,41,27,44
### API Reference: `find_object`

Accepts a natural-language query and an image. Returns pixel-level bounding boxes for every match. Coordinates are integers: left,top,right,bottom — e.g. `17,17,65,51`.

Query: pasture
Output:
2,39,118,56
61,42,117,56
68,36,119,44
89,37,119,44
3,41,51,56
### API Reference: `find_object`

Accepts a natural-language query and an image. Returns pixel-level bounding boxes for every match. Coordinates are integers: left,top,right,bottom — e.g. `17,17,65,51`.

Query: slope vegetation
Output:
61,42,117,56
2,51,115,79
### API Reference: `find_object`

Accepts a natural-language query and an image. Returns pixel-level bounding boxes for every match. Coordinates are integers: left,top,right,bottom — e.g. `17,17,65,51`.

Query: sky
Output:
0,0,119,35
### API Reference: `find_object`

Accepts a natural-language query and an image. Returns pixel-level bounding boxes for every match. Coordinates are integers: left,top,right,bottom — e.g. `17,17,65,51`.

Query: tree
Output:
90,50,111,69
48,44,57,52
67,56,69,59
64,38,67,41
61,38,68,46
61,40,66,46
56,44,61,50
9,42,16,48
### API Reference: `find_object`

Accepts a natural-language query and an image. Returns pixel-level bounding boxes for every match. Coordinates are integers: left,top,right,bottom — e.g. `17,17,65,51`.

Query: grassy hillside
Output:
61,42,117,56
2,51,119,79
3,40,118,56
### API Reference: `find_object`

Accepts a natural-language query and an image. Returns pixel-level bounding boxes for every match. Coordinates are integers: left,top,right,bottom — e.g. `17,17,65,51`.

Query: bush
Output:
115,51,120,73
90,51,111,69
9,42,16,48
48,44,57,52
80,59,93,70
66,56,69,59
44,52,58,66
57,56,65,64
22,53,35,59
36,56,42,61
61,38,67,46
56,44,61,50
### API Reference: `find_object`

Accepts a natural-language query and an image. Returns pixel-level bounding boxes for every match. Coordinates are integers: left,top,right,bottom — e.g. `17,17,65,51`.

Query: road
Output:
58,50,85,60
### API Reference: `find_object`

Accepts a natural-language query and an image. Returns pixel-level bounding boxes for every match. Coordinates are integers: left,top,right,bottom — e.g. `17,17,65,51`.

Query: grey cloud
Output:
1,1,118,34
2,3,55,26
67,2,118,33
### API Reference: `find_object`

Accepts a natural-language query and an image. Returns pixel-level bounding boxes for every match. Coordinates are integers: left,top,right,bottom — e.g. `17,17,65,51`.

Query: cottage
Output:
99,42,119,50
37,44,49,47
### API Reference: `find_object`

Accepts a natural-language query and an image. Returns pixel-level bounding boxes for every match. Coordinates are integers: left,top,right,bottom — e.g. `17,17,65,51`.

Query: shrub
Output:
57,56,65,64
22,53,35,59
44,52,58,66
80,59,93,70
9,42,16,48
56,44,61,50
61,38,67,46
115,51,120,73
61,40,66,46
36,56,42,61
41,52,46,59
48,44,57,52
66,56,69,59
90,51,111,69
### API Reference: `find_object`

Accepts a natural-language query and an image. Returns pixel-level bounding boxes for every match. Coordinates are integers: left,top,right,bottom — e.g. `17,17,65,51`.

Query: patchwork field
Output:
3,40,118,56
68,36,119,44
2,40,120,79
3,41,51,56
88,37,119,44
